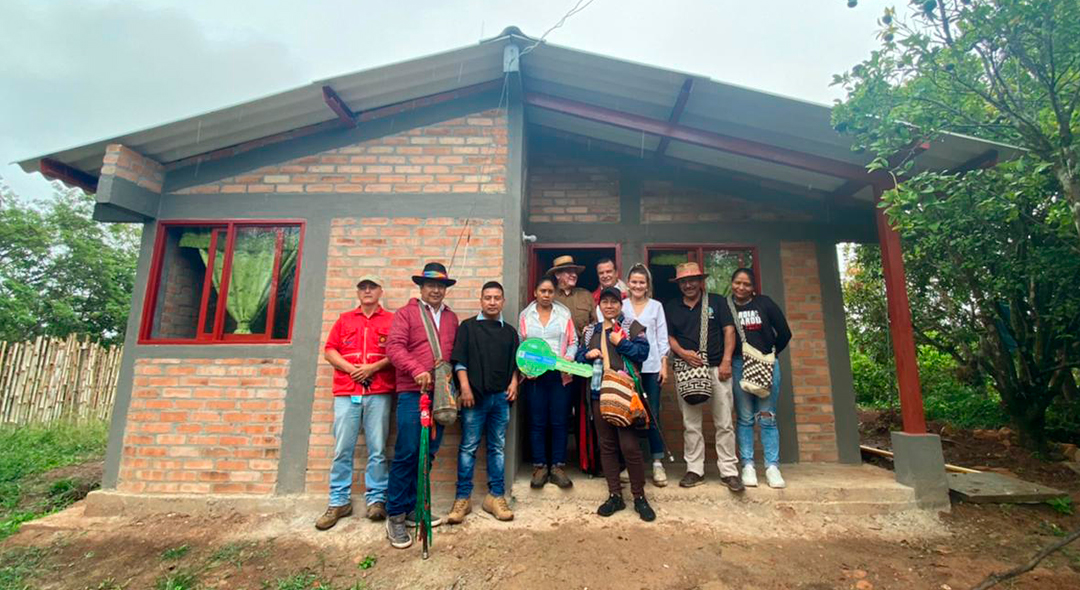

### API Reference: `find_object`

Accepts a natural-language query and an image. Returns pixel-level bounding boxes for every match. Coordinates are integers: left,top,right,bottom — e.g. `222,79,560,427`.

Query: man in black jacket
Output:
446,281,519,523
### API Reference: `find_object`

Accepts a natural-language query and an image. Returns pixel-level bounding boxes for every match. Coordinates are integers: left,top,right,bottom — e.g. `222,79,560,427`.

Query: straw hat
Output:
670,261,708,282
547,255,586,275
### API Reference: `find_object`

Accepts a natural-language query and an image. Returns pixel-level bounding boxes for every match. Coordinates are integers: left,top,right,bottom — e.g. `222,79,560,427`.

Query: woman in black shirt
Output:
729,268,791,489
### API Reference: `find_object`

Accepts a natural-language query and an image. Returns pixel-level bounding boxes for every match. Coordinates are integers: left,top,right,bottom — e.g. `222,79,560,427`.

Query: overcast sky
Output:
0,0,883,200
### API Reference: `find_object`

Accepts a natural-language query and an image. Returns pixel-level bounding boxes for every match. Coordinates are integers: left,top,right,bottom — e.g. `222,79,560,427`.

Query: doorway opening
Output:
518,243,620,476
526,244,621,298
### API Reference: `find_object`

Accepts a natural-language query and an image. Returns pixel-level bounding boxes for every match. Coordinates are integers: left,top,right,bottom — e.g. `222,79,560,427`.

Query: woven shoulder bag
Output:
727,296,775,399
672,296,712,405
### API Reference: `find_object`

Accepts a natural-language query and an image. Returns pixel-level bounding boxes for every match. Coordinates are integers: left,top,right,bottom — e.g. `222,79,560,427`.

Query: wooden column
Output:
874,185,927,434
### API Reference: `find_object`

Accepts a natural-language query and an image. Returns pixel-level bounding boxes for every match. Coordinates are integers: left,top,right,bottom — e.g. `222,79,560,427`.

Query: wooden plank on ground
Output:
947,472,1068,504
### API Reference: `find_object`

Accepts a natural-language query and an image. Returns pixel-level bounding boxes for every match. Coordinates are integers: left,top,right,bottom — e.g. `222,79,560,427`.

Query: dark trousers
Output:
528,372,571,466
592,400,646,498
386,391,444,517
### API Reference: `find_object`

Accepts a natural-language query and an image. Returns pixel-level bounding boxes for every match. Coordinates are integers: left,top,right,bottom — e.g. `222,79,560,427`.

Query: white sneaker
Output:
741,464,758,487
765,465,786,489
619,469,630,483
652,461,668,487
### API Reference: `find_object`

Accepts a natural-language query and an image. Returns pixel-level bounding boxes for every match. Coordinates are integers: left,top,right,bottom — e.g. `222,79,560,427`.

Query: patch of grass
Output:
0,545,49,590
84,579,125,590
357,554,376,570
1046,497,1075,516
0,420,108,540
153,570,199,590
161,545,191,561
264,571,346,590
209,541,262,568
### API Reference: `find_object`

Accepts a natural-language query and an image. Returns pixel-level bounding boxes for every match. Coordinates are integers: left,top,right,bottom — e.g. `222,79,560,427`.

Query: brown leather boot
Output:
482,494,514,521
445,498,471,524
366,501,387,521
549,464,573,489
315,503,352,530
530,465,549,488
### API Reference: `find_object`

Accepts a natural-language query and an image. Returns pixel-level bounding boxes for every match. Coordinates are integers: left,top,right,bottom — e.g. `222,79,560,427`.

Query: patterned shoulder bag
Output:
727,296,775,399
418,306,458,425
672,296,712,405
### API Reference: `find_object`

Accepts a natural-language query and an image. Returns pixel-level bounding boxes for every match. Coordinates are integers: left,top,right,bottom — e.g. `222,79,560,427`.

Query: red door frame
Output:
525,243,622,302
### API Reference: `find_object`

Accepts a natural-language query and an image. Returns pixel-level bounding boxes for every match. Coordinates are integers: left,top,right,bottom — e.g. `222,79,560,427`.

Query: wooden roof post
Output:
874,183,927,434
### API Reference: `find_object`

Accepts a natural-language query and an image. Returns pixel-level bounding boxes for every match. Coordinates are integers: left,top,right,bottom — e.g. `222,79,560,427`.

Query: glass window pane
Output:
148,225,216,340
221,227,281,336
703,248,755,297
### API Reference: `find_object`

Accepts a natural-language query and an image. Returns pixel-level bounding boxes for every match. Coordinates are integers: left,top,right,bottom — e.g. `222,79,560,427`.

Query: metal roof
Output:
16,27,1022,198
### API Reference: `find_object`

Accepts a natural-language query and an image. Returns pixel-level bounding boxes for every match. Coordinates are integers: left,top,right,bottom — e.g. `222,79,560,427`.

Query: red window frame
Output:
644,243,762,293
138,220,305,345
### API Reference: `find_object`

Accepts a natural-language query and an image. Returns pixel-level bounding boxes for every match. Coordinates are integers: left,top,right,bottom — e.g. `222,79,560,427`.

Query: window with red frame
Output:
140,222,303,343
646,245,759,305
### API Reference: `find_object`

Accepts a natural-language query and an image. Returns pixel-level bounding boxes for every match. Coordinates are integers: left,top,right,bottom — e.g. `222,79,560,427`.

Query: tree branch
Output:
970,527,1080,590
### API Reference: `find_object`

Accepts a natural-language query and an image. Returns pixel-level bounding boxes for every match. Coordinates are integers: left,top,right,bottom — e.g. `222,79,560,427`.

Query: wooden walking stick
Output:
416,392,434,559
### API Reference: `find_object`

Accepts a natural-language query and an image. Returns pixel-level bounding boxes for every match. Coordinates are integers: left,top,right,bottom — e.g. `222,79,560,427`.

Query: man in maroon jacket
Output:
384,262,459,549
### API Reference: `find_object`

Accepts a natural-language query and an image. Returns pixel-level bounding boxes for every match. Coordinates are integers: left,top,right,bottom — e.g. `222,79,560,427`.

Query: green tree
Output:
835,1,1080,449
0,181,140,344
838,0,1080,238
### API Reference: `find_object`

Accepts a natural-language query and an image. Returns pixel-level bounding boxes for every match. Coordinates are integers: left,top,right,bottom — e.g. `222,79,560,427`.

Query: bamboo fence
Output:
0,335,122,424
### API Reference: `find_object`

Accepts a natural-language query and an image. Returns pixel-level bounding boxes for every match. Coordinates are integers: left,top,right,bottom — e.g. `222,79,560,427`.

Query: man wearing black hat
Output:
315,274,395,530
384,262,460,549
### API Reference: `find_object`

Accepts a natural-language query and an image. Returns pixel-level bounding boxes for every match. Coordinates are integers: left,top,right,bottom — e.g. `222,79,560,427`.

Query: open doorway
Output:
526,244,621,297
518,244,620,477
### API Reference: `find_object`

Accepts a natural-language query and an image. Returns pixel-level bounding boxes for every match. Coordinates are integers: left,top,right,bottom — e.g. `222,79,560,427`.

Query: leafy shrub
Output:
851,341,1006,430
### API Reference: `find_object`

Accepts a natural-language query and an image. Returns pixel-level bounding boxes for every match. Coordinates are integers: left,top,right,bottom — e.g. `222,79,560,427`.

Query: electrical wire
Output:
520,0,598,56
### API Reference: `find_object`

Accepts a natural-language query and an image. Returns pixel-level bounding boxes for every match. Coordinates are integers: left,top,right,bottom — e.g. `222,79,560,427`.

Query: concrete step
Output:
512,463,919,515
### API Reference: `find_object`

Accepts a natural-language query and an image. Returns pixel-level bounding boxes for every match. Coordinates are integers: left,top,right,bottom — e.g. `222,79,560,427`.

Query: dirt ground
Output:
1,413,1078,590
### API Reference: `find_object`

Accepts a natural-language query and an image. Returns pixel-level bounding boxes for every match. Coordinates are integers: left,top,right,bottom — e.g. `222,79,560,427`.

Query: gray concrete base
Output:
891,431,951,511
84,490,324,518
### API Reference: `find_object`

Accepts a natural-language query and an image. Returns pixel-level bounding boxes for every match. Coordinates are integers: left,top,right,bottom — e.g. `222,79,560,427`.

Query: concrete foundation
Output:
890,431,951,511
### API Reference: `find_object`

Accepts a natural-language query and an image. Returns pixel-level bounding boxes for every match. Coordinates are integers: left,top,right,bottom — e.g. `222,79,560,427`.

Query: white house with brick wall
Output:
18,27,1018,508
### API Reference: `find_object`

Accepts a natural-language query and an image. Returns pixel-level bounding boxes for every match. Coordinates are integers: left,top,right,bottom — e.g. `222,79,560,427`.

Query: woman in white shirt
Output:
518,275,579,489
621,263,671,486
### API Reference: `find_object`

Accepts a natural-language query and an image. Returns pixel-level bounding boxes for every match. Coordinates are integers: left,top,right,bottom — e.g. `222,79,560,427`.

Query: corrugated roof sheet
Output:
17,27,1021,192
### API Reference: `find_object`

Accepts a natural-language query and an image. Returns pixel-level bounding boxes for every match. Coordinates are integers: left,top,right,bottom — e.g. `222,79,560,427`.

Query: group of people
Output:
316,254,791,550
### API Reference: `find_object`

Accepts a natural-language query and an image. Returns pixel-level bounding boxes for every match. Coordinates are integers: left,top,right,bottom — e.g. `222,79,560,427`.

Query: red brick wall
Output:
780,242,838,462
118,358,288,494
641,180,814,223
527,153,620,223
151,238,203,339
305,217,505,494
173,110,507,195
102,144,164,193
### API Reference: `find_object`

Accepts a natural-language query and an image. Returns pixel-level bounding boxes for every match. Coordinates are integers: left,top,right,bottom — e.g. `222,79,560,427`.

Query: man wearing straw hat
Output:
384,262,459,549
548,255,595,338
663,262,744,493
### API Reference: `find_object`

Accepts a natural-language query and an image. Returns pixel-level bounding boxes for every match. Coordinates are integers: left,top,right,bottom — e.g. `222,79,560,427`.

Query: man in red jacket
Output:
384,262,459,549
316,275,395,531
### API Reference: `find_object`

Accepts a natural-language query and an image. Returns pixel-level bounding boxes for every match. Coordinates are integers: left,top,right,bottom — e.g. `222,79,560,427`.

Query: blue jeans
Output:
329,394,391,507
733,357,782,467
456,392,510,499
527,371,571,466
386,391,444,517
640,373,665,461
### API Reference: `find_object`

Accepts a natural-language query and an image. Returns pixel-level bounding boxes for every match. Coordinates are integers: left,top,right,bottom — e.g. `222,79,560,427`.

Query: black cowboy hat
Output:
411,261,457,287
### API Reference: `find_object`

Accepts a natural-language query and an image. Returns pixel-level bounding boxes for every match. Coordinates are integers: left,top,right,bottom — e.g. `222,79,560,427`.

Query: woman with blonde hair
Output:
620,263,671,486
